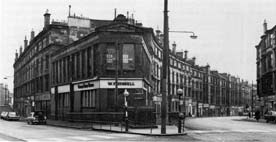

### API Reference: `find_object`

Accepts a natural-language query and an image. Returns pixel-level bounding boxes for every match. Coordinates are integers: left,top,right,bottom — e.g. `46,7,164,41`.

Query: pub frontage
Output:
50,15,157,125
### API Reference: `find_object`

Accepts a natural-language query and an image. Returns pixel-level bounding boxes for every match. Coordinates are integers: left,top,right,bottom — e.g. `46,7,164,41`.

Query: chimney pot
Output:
44,9,51,28
15,50,18,60
172,42,176,54
24,36,28,49
263,19,267,34
192,57,196,63
184,50,188,60
19,46,23,55
31,30,35,41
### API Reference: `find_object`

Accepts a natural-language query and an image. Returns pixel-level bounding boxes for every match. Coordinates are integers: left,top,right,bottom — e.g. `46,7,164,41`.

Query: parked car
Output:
264,111,276,123
0,111,8,119
5,112,20,121
26,111,47,125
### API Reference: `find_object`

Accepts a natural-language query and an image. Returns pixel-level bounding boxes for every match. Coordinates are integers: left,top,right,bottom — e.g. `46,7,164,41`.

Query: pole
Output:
115,41,119,111
251,81,254,116
161,0,169,134
4,84,7,105
125,96,128,132
178,94,181,133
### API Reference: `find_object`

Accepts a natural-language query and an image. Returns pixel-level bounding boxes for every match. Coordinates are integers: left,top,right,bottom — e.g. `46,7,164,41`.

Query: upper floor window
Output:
38,42,42,51
106,45,116,70
123,44,135,70
43,38,47,48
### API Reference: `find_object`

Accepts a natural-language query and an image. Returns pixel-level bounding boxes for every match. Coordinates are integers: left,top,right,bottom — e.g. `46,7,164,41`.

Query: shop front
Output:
51,78,154,123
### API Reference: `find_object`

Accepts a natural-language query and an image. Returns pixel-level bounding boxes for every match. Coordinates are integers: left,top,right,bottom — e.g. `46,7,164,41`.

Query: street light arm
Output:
169,30,195,34
169,31,198,39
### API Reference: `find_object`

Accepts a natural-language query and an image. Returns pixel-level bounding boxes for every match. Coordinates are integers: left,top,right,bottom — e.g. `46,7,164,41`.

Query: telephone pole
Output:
161,0,169,134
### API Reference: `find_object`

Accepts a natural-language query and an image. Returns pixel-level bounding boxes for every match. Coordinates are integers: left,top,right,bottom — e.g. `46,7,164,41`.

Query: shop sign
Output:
51,87,55,94
100,80,143,89
210,105,215,109
74,81,99,91
35,94,50,101
58,85,70,93
203,104,209,107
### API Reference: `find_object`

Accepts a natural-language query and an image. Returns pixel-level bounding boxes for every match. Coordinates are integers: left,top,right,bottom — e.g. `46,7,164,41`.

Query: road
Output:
185,116,276,142
0,119,195,141
1,117,276,141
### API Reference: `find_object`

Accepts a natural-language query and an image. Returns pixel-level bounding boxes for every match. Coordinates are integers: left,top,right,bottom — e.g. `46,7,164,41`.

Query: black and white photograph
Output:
0,0,276,141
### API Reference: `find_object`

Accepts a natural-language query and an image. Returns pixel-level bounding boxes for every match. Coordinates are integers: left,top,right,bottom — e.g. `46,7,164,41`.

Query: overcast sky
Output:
1,0,276,92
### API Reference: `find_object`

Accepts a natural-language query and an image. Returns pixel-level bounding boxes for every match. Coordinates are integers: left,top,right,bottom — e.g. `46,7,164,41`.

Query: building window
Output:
77,52,80,78
45,55,49,69
106,45,116,70
71,54,75,79
43,38,47,48
64,93,70,107
87,47,93,76
39,42,42,51
59,93,70,107
122,44,135,70
81,90,96,108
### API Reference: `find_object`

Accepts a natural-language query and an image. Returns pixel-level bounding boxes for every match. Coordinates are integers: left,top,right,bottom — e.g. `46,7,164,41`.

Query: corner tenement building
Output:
256,20,276,112
14,9,254,124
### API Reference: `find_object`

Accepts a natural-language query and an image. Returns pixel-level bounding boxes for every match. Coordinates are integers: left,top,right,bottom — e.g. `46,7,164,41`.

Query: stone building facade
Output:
256,20,276,112
13,9,254,123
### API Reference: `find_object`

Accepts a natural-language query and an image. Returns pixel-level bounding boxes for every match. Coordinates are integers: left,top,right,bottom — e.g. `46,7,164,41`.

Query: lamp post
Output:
3,76,13,106
161,0,198,134
177,88,184,133
123,89,129,132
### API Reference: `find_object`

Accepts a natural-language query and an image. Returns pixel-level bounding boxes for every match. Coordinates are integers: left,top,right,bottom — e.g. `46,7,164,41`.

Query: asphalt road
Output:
1,117,276,141
0,119,195,141
185,116,276,142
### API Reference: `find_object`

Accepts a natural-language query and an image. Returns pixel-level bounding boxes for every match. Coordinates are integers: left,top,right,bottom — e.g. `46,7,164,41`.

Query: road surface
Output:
1,116,276,141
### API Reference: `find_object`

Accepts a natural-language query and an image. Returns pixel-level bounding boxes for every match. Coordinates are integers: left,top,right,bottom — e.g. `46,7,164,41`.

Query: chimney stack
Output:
30,30,35,41
192,57,196,64
184,50,188,60
68,5,71,17
176,52,184,58
159,34,164,46
156,30,161,39
24,36,28,49
114,8,117,19
15,50,18,60
19,46,23,55
44,9,51,28
172,42,176,54
263,19,267,34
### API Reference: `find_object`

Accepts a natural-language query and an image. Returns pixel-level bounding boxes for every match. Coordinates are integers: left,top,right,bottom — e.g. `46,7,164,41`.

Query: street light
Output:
3,76,13,106
123,89,129,132
169,31,198,39
177,88,184,133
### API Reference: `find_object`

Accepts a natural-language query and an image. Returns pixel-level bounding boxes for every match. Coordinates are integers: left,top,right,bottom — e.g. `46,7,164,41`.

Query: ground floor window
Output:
58,93,70,107
81,90,96,108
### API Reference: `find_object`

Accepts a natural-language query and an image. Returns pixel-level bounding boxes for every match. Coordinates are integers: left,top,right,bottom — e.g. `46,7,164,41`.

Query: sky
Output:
1,0,276,92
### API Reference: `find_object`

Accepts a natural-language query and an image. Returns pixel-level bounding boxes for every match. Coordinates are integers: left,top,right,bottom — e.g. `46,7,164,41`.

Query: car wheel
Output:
266,120,269,123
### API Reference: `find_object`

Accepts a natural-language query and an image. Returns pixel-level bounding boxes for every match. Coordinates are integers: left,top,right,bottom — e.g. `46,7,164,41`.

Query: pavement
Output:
2,116,276,141
47,119,187,136
0,119,195,141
